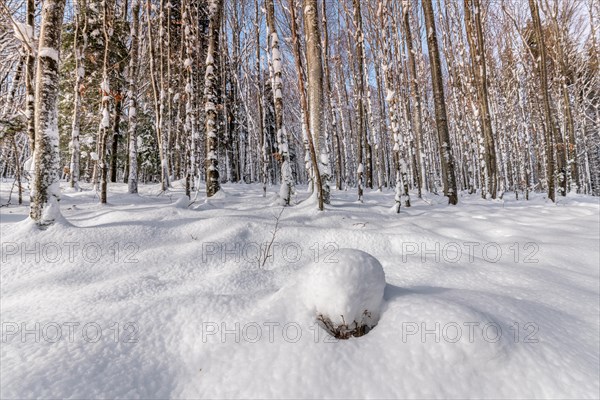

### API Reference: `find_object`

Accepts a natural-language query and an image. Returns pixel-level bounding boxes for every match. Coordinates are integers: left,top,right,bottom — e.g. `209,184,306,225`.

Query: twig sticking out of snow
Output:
259,206,285,268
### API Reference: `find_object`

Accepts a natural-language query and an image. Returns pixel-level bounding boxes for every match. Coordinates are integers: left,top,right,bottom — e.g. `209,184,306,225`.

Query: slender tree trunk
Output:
352,0,366,201
110,95,122,182
528,0,556,202
321,0,342,191
146,0,168,192
422,0,458,204
266,0,294,204
402,1,426,197
254,0,267,197
69,0,86,189
98,0,112,204
548,5,579,193
3,60,23,117
12,136,23,205
30,0,66,225
25,0,36,155
127,0,140,194
464,0,498,199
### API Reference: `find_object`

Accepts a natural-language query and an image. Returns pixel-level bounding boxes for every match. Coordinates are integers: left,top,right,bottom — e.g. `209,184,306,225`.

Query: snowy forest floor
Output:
1,180,599,398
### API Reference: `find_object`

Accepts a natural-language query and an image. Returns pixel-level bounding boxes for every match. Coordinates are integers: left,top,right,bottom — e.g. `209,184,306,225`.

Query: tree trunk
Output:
321,0,342,191
254,0,267,196
352,0,366,201
98,0,112,204
110,95,122,182
204,0,223,197
69,0,86,189
304,0,330,207
25,0,36,156
422,0,458,204
266,0,294,205
30,0,66,225
402,1,426,198
127,0,140,194
288,0,324,209
528,0,556,202
464,0,498,199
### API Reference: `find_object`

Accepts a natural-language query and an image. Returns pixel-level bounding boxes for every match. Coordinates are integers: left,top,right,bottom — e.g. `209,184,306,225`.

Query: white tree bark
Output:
30,0,66,225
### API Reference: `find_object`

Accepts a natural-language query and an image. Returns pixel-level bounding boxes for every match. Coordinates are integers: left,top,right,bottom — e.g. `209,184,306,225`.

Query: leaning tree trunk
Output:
422,0,458,205
304,0,330,207
204,0,223,197
30,0,66,225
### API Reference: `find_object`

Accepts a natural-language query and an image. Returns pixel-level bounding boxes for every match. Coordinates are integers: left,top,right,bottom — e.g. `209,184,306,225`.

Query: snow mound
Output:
302,248,386,338
171,195,190,208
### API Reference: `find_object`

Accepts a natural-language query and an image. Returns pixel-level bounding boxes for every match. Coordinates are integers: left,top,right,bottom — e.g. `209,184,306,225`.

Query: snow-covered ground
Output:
1,181,599,399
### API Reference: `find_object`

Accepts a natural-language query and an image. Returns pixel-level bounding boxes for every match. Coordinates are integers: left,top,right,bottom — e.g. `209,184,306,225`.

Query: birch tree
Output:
266,0,294,205
127,0,140,194
30,0,66,225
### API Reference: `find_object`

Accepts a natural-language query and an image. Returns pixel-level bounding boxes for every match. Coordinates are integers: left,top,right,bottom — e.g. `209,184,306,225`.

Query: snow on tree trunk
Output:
204,0,223,198
29,0,66,226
